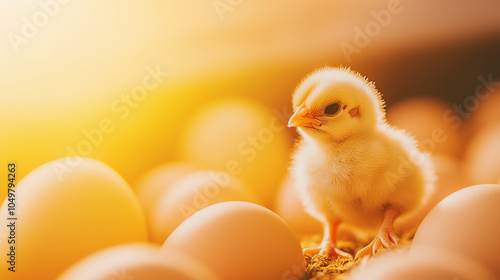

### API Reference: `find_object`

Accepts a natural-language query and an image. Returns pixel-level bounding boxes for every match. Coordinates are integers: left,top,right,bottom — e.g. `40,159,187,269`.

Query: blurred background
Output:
1,0,500,205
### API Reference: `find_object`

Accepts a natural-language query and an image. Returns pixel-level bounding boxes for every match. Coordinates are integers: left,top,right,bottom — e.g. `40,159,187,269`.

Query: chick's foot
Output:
355,224,401,259
303,243,353,259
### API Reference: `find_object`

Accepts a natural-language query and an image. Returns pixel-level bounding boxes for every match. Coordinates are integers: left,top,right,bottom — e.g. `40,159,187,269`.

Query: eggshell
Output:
346,248,496,280
465,88,500,140
57,243,220,280
0,157,147,280
464,123,500,184
134,162,199,239
386,97,462,157
151,171,259,243
274,174,323,235
161,201,306,280
395,155,470,234
430,154,471,192
412,184,500,276
180,99,291,206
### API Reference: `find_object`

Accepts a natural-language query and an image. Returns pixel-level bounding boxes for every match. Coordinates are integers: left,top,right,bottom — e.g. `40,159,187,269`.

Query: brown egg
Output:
0,158,147,280
180,99,291,206
465,88,500,141
412,184,500,276
134,162,199,240
395,154,470,234
387,97,462,157
150,171,259,244
57,244,221,280
346,248,495,280
431,154,471,189
161,201,306,280
274,174,323,236
464,123,500,184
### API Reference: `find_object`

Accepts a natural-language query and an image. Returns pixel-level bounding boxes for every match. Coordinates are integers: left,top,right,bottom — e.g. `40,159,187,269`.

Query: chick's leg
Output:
355,205,401,259
303,220,353,259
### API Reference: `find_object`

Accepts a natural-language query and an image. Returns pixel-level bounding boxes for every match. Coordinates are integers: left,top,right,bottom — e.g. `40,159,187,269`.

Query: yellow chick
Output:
288,67,434,259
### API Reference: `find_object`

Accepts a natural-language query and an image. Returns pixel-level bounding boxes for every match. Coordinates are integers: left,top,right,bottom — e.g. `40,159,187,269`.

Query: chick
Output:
288,67,434,259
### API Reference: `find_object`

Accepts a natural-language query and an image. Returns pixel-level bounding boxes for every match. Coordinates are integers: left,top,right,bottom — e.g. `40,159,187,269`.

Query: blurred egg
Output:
346,248,495,280
430,154,471,191
161,201,306,280
274,174,323,235
465,88,500,139
412,184,500,276
464,123,500,184
0,157,147,280
134,162,199,239
387,97,461,157
151,171,259,243
57,244,220,280
180,99,291,206
395,154,470,234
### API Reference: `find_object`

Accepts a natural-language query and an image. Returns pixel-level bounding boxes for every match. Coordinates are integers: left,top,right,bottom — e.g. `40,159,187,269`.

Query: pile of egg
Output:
1,86,500,280
0,99,304,280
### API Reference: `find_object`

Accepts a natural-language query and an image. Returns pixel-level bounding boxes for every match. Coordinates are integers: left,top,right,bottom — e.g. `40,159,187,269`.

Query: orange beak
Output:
288,103,323,128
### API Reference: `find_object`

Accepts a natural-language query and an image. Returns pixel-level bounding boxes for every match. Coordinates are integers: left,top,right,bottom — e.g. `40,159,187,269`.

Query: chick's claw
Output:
355,227,401,259
354,243,370,259
380,228,401,248
354,236,380,259
303,244,353,259
330,247,353,259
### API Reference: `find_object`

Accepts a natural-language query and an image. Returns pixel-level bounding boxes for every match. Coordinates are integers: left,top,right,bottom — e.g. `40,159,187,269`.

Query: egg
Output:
464,88,500,142
0,157,147,280
180,99,292,206
412,184,500,276
274,174,323,236
386,97,462,157
150,171,259,243
134,162,199,240
464,123,500,184
395,154,470,234
430,154,471,191
161,201,306,280
57,243,220,280
346,248,496,280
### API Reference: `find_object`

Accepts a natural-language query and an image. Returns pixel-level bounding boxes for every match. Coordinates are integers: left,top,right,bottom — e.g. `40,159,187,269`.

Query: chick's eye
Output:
324,103,341,115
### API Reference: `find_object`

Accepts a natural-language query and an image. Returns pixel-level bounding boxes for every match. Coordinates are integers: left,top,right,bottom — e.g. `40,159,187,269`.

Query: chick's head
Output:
288,67,385,143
